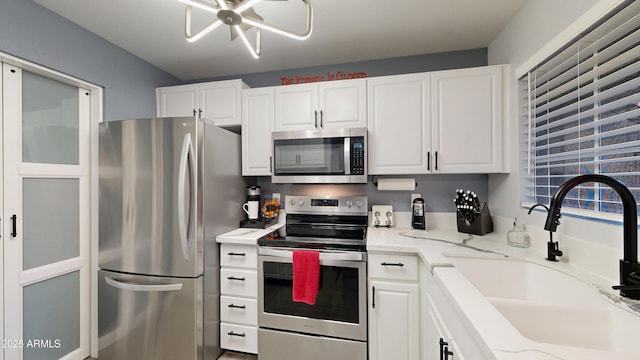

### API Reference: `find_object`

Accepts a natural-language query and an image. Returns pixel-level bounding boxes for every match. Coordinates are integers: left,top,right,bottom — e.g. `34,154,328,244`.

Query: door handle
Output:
11,215,17,238
105,277,183,292
198,108,203,118
227,276,246,281
227,331,246,337
314,110,318,128
228,252,246,257
427,152,431,171
178,132,195,260
320,110,324,128
193,109,197,116
228,304,246,309
435,151,439,171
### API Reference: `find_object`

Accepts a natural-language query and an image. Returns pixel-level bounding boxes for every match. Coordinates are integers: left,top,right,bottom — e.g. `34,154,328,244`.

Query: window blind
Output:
520,1,640,215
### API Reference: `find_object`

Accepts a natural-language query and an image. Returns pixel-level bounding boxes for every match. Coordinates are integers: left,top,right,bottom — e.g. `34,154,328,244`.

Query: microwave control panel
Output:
350,137,365,175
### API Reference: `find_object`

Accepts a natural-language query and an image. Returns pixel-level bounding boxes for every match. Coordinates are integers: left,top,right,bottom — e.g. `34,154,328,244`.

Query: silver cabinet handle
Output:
105,277,183,292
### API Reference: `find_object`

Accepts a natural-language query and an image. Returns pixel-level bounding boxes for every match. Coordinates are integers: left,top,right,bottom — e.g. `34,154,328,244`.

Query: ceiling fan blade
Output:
230,7,263,41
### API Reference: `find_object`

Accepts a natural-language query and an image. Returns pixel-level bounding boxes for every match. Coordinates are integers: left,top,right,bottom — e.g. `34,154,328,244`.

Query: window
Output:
520,1,640,216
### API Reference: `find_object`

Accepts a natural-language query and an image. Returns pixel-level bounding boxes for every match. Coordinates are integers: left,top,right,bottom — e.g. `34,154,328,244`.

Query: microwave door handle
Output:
344,137,351,175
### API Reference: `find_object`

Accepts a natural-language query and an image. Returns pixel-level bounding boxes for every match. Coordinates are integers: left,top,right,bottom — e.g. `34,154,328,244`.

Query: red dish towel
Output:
292,250,320,305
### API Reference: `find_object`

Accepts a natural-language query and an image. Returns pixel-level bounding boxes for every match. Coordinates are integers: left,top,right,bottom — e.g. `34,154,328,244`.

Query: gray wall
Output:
257,174,488,213
0,0,179,121
0,0,489,212
190,48,487,87
228,48,490,213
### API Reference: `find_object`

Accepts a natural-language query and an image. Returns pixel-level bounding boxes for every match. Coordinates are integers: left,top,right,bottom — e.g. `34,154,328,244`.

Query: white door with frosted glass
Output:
2,64,90,360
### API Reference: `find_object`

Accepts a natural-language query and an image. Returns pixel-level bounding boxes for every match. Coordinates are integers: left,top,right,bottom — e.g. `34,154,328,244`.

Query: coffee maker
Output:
240,185,262,228
411,198,426,230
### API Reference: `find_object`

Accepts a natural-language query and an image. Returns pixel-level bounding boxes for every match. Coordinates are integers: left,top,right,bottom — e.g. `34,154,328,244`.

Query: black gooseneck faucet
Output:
544,174,640,300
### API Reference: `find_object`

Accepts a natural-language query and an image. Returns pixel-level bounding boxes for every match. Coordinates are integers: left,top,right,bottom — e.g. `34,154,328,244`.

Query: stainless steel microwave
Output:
271,128,367,184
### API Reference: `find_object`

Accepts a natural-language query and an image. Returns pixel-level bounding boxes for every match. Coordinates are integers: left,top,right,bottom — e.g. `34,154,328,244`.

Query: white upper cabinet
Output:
367,65,507,175
274,79,366,131
431,65,505,173
241,87,274,176
157,79,248,127
367,73,432,175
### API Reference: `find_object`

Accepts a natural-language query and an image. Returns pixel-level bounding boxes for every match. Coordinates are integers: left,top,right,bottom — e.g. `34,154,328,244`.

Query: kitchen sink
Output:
443,254,640,354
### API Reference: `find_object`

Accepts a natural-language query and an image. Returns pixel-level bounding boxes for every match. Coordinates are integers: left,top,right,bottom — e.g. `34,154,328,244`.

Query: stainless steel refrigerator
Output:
98,117,246,360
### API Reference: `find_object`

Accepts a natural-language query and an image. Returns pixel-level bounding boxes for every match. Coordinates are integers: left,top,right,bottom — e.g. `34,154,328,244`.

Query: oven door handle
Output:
258,247,366,262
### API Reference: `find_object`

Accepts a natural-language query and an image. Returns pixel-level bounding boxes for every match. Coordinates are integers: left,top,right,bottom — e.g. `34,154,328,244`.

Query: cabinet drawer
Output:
220,296,258,326
368,253,418,281
221,268,258,297
220,244,257,269
220,323,257,354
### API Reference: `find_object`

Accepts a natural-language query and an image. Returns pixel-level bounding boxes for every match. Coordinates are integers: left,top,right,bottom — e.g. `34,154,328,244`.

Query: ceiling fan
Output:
177,0,313,59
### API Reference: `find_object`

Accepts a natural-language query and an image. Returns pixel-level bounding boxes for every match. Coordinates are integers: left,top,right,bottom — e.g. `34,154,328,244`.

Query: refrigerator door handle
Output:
178,132,196,260
105,277,183,292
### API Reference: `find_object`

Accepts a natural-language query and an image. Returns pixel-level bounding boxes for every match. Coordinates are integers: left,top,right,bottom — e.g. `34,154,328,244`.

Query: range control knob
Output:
298,200,305,206
346,200,353,208
289,199,296,206
356,201,364,208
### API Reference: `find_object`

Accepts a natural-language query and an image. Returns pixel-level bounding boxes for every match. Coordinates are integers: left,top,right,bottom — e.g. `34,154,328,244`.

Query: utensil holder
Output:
456,202,493,235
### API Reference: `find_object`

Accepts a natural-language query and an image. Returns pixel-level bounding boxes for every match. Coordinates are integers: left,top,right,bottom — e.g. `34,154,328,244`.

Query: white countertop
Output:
216,214,640,359
216,215,285,245
367,225,640,360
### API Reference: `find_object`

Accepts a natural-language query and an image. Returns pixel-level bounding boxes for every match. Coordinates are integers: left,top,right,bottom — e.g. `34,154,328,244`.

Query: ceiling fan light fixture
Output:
179,0,313,59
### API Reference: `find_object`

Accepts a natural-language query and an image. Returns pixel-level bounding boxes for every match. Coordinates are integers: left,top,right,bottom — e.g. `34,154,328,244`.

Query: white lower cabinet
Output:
420,262,486,360
220,244,258,354
425,293,467,360
220,323,258,354
368,253,420,360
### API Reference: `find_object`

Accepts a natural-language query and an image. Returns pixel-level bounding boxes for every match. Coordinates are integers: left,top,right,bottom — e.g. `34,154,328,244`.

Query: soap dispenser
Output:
507,218,530,248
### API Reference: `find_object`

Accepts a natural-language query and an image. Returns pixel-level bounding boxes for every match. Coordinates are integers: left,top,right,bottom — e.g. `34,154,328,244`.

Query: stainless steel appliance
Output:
411,197,426,230
257,195,368,360
271,128,367,184
98,117,246,360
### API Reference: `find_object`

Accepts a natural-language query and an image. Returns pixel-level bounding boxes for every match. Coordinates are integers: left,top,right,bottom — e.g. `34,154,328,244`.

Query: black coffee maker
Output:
411,198,426,230
240,186,262,228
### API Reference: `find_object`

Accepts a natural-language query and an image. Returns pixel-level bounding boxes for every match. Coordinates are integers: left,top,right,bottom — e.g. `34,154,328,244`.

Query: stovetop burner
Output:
258,195,368,252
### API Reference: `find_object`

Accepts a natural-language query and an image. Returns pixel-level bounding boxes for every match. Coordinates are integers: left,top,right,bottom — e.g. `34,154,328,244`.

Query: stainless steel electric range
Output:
257,195,368,360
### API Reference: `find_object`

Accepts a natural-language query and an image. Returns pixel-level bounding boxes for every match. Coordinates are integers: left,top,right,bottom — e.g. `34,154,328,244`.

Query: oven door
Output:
257,247,367,341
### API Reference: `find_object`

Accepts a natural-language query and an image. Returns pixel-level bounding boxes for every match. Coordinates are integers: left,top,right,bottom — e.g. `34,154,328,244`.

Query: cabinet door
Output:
367,73,431,174
156,85,198,117
425,293,467,360
242,87,274,176
369,281,419,360
431,66,504,173
274,83,318,131
200,80,243,127
318,79,366,129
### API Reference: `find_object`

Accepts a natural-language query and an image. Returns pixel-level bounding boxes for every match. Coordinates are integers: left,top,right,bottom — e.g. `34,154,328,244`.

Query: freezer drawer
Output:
98,270,203,360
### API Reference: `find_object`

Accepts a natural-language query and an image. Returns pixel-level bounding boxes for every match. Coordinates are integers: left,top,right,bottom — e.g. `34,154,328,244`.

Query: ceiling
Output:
34,0,527,81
